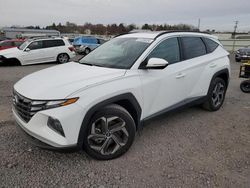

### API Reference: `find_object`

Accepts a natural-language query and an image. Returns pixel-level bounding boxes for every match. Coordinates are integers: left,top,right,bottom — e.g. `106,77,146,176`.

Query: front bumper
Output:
13,102,85,149
235,54,250,60
0,56,6,63
16,124,78,151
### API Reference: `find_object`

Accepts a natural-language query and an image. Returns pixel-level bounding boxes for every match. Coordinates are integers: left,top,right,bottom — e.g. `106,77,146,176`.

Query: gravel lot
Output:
0,56,249,187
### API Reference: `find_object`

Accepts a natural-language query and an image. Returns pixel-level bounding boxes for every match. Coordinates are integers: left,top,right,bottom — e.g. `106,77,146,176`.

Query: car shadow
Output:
0,61,21,66
0,61,58,67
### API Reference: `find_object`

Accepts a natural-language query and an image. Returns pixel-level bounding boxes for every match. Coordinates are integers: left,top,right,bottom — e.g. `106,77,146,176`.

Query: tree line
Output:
25,22,197,35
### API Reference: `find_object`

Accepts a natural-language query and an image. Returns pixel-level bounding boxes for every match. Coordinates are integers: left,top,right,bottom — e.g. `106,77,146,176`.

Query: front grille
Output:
13,91,46,123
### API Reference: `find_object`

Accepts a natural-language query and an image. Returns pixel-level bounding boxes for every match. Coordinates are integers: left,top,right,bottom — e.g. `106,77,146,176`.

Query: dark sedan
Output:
235,47,250,62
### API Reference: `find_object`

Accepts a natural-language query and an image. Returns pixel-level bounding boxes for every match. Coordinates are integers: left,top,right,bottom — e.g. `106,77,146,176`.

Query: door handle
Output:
210,63,217,68
176,73,186,79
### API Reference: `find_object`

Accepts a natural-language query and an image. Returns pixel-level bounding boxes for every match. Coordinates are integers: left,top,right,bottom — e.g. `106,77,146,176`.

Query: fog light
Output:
47,117,65,137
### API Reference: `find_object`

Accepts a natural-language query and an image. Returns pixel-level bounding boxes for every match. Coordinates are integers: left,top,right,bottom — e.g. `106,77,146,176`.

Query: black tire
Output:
6,58,21,66
235,58,241,62
202,77,227,111
83,104,136,160
240,80,250,93
84,48,91,55
57,53,69,64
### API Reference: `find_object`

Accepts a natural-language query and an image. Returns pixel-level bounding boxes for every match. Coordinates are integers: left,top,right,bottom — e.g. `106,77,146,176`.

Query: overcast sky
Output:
1,0,250,32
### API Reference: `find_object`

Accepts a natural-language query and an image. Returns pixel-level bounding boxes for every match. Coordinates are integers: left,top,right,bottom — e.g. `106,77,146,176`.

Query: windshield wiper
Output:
80,62,94,66
80,61,107,68
91,64,106,68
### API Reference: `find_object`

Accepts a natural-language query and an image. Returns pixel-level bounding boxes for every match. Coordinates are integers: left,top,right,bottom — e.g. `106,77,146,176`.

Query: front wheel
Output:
202,77,227,111
240,80,250,93
235,58,241,62
83,104,136,160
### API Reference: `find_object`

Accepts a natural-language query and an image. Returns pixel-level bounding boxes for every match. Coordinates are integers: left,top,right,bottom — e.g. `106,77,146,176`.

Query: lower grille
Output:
13,91,45,123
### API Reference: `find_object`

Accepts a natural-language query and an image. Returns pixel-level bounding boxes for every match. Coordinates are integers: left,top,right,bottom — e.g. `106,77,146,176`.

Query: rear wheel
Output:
202,77,227,111
84,48,91,55
57,53,69,63
83,104,136,160
240,80,250,93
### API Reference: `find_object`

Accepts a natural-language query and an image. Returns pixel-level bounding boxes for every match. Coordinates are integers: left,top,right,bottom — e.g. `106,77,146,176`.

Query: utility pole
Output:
232,21,239,53
233,21,238,39
198,18,201,31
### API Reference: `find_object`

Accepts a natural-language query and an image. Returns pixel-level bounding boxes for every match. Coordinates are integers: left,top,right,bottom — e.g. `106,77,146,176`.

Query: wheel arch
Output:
6,57,22,65
210,68,230,90
57,53,70,61
77,93,142,148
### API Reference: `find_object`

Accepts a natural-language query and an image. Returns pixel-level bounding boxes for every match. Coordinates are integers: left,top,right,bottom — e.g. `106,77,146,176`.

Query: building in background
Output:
1,27,60,39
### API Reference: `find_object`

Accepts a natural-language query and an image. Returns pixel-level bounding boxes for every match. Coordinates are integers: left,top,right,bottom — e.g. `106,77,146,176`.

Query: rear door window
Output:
43,40,65,48
202,38,219,53
181,37,206,60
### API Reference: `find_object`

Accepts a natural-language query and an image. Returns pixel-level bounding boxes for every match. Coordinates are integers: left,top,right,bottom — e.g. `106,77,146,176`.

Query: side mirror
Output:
25,48,30,52
146,58,169,69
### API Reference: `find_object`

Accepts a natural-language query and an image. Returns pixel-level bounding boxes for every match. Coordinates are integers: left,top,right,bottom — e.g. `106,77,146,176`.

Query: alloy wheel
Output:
58,54,69,63
85,48,90,54
211,82,225,107
87,116,129,155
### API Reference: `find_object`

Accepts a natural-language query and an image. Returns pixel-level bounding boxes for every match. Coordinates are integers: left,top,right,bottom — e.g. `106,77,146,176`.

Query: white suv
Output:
0,37,75,65
13,31,230,160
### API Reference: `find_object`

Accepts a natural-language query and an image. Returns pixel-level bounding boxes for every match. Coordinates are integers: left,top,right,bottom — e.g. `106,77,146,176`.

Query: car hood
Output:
0,47,21,56
239,48,250,53
14,62,126,99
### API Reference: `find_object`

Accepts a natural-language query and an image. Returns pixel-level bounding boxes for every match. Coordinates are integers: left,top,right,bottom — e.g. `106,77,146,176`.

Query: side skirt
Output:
141,96,207,125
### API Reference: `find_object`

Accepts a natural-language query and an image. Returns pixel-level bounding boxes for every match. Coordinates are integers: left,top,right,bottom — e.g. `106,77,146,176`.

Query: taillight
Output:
68,46,75,52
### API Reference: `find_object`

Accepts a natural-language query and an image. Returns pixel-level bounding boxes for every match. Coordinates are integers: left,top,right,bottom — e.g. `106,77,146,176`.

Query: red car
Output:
0,39,25,51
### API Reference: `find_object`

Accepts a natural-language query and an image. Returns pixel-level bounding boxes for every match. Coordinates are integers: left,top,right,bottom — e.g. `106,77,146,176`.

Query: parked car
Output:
0,37,75,65
68,38,75,44
235,47,250,62
13,31,230,160
73,36,106,54
0,39,25,51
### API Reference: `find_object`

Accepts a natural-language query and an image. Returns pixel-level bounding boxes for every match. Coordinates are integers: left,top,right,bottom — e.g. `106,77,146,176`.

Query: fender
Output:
209,68,230,89
77,93,142,147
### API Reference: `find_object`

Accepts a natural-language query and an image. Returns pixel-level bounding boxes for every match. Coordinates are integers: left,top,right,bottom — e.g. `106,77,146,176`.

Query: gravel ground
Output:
0,56,249,187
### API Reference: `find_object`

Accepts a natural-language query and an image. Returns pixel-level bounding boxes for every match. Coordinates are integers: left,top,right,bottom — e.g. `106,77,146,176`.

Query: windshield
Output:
79,37,152,69
18,40,31,50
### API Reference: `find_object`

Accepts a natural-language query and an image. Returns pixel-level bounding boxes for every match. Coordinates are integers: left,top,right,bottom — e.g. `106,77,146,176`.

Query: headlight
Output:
236,50,240,54
31,98,79,110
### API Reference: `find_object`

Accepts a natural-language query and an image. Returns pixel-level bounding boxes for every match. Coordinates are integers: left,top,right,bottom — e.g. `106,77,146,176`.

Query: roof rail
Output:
154,30,211,39
114,30,211,39
30,35,62,40
114,29,156,38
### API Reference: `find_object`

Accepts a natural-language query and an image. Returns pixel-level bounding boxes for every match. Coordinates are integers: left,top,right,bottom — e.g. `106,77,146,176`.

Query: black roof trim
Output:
114,32,129,38
114,30,211,40
154,30,211,39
